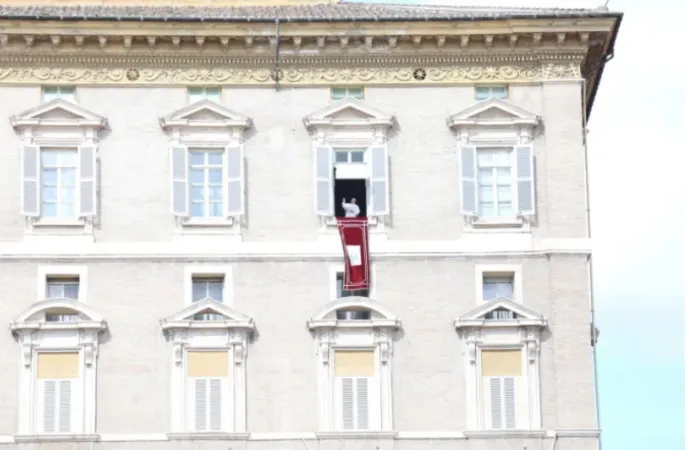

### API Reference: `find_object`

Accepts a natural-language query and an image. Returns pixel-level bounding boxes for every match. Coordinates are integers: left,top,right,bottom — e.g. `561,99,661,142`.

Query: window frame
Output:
183,349,234,433
474,85,508,100
475,264,522,305
330,86,365,101
37,266,88,303
475,147,517,220
184,266,233,306
42,86,77,103
477,346,526,430
330,346,381,431
188,86,222,104
187,147,226,220
329,263,376,301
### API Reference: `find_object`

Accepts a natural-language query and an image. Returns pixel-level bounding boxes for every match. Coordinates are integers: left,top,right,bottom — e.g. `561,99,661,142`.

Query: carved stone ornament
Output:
233,343,246,365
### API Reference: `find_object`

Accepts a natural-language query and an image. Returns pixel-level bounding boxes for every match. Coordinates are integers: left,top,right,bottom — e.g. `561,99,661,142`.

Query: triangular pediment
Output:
454,298,547,329
10,99,107,128
160,99,251,129
160,298,254,331
447,97,539,128
304,98,394,128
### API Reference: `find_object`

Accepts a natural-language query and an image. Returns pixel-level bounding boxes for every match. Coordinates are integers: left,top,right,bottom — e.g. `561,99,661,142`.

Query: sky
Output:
357,0,687,448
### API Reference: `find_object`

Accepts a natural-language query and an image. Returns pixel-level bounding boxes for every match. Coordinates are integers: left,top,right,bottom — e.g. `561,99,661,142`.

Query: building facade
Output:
0,1,622,450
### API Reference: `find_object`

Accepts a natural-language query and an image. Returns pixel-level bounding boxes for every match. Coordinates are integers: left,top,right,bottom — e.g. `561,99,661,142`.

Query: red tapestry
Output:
336,217,371,290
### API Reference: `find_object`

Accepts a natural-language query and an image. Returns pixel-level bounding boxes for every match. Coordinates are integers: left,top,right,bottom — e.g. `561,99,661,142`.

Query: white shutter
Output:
339,377,370,431
78,144,97,217
171,145,189,217
489,377,502,429
194,379,207,431
225,145,244,217
209,379,222,431
20,144,40,217
503,377,517,429
42,380,57,433
515,145,535,216
355,378,369,430
369,145,389,215
58,380,72,432
341,377,354,430
314,144,334,216
459,145,477,216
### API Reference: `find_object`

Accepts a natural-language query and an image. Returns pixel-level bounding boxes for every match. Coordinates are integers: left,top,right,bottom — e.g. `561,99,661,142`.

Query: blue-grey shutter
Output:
459,145,477,216
78,144,97,217
369,145,389,215
515,145,535,216
315,144,334,216
21,144,40,217
225,145,244,217
171,145,189,217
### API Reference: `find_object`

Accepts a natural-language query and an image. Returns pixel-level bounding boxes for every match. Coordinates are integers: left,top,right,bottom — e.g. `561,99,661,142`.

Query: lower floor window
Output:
481,349,522,430
37,352,79,434
186,351,229,432
334,350,375,431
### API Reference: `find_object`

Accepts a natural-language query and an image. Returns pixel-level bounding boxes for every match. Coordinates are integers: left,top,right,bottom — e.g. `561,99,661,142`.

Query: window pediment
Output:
160,298,254,332
10,99,107,130
308,298,400,331
10,299,107,334
159,99,251,131
454,298,546,329
304,98,394,129
447,97,539,129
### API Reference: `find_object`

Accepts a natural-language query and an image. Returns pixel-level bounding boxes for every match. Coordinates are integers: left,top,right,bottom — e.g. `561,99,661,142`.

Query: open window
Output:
304,98,394,231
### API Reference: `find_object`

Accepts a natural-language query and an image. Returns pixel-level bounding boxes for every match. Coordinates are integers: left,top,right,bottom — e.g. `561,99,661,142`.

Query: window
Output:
481,350,522,430
475,85,508,100
46,276,80,300
188,87,221,103
42,86,76,103
476,265,521,306
477,148,513,218
38,266,88,304
185,266,232,306
482,274,514,301
188,149,224,219
186,351,229,431
336,272,369,298
37,352,79,433
334,149,366,164
192,275,225,320
331,87,364,100
334,351,374,430
40,149,78,220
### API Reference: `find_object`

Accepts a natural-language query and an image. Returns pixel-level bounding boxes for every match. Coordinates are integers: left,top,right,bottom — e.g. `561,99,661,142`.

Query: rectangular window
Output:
188,149,224,219
334,351,374,430
481,350,521,430
42,86,76,103
477,148,513,218
475,85,508,100
37,352,79,434
187,351,228,432
336,272,370,298
40,149,78,220
482,274,514,301
46,276,80,301
192,276,224,302
188,87,221,103
331,87,364,100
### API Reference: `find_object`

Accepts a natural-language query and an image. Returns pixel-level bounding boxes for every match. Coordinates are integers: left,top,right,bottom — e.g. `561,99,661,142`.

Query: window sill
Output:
14,433,100,443
315,431,398,439
167,432,250,441
464,216,532,233
463,430,547,439
32,218,86,228
180,217,235,227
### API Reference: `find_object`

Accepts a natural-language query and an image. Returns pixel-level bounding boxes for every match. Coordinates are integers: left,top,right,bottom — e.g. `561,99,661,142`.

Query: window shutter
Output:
341,377,354,430
194,379,207,431
78,144,97,217
42,380,56,432
225,145,244,217
369,145,389,216
503,377,517,429
209,379,222,431
356,378,369,430
58,380,72,432
20,144,40,217
515,145,535,216
314,144,334,216
459,145,477,216
171,145,189,217
489,377,502,429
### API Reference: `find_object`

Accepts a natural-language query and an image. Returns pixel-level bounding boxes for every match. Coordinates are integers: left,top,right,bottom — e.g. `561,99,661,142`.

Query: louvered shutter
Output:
515,145,535,216
355,378,369,430
42,380,57,432
503,377,517,429
459,145,477,216
489,377,502,429
58,380,72,432
209,379,222,431
339,377,371,430
20,144,40,217
78,144,97,217
314,144,334,216
225,145,244,217
369,145,389,215
194,379,207,431
341,377,354,430
171,145,189,217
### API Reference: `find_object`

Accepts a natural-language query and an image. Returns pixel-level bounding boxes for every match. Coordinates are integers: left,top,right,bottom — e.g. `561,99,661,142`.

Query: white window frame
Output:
329,263,376,301
161,300,253,439
304,99,394,235
37,266,88,304
184,266,233,306
475,264,522,305
477,346,527,430
331,87,365,101
10,300,107,441
308,298,399,435
188,86,222,104
447,98,539,232
11,101,105,241
160,102,251,240
184,350,234,433
474,85,508,100
42,86,77,103
455,299,546,433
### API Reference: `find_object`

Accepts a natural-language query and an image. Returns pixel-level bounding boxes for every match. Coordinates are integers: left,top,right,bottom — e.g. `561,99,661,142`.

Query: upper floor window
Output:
40,149,79,220
336,272,369,298
46,276,80,301
331,87,364,101
188,87,221,103
42,86,76,103
188,149,224,219
475,85,508,100
477,148,514,218
192,274,225,321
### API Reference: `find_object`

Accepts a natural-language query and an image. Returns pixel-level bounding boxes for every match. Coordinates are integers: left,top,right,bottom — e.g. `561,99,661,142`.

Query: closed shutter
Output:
482,350,522,430
41,379,73,433
369,145,389,215
209,379,222,431
42,380,56,433
459,145,477,216
515,144,535,216
355,378,369,430
194,379,207,431
314,144,334,216
225,145,244,217
503,377,517,429
341,378,354,430
78,144,97,217
193,378,223,431
171,145,189,216
58,380,72,432
20,144,40,217
339,377,370,430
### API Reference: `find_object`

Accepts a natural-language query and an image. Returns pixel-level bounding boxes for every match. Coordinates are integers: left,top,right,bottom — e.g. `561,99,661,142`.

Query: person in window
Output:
342,197,360,218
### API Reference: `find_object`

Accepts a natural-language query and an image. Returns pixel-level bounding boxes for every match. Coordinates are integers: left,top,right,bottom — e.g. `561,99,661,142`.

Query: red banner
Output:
336,217,370,290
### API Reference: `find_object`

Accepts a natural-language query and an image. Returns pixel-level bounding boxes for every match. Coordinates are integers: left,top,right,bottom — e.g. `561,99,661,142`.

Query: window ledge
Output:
31,218,86,228
463,430,546,439
181,218,235,228
315,431,398,440
472,218,524,228
14,433,100,443
167,432,250,441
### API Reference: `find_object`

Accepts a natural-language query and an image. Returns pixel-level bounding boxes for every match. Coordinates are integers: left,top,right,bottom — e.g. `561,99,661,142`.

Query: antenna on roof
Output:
603,0,610,8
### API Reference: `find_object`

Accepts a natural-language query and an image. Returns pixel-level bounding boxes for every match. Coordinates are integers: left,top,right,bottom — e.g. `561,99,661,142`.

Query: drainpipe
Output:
274,18,281,91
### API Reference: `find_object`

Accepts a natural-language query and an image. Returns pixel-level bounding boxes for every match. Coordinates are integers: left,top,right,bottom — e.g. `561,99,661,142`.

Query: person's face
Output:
350,198,356,204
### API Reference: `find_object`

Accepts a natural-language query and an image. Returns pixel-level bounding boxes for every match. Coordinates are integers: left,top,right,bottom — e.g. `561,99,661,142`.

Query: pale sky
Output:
359,0,686,448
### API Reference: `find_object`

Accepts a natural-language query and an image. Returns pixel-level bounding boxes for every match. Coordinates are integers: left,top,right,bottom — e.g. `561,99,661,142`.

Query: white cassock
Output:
342,201,361,218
